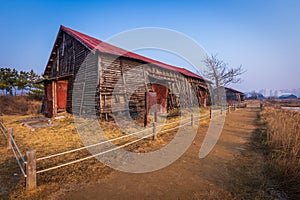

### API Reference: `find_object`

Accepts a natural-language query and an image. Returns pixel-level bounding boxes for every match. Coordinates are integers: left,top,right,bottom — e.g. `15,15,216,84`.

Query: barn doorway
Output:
56,80,68,112
44,81,53,117
151,83,168,113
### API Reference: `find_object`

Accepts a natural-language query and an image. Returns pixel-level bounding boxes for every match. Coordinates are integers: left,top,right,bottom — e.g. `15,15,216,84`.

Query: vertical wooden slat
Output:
152,122,156,140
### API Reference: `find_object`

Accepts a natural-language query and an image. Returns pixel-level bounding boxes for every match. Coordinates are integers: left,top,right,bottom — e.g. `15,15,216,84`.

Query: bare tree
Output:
203,54,245,105
203,54,245,89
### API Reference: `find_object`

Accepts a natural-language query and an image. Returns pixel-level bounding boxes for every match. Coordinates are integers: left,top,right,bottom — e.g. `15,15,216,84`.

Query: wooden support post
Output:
144,92,148,127
26,150,37,190
7,128,12,150
152,122,156,140
227,105,230,114
191,114,194,126
210,107,212,119
154,111,157,123
144,112,148,127
220,105,223,115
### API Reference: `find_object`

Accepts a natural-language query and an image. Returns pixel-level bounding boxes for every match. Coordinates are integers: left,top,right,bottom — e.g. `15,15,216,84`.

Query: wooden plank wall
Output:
98,54,208,120
45,31,97,116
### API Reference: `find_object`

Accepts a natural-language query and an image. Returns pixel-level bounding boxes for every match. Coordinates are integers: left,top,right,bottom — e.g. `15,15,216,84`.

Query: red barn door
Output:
56,80,68,112
152,83,168,113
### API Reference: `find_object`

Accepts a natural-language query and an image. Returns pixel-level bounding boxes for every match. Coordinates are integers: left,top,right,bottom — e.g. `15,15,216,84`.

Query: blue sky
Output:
0,0,299,92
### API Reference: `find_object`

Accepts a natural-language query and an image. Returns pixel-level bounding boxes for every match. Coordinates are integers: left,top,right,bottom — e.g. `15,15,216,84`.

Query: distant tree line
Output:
0,67,44,98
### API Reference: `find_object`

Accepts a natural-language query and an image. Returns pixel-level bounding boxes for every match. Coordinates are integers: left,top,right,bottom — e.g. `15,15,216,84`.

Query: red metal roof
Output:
60,25,205,81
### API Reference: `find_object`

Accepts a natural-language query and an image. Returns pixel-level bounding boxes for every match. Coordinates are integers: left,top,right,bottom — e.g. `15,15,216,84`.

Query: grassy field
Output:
260,106,300,199
0,96,42,116
0,114,112,200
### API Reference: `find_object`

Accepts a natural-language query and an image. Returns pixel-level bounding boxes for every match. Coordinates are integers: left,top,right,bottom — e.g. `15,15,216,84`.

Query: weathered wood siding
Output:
98,54,208,120
44,31,98,116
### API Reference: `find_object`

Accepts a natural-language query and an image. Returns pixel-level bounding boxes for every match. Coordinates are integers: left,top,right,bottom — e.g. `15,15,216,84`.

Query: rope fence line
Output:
37,115,201,161
195,115,210,122
0,120,27,178
0,126,7,138
155,116,191,128
36,126,153,161
36,131,155,174
36,111,224,174
9,134,26,163
0,120,7,138
159,121,191,134
11,142,27,177
37,117,202,174
37,116,198,173
0,104,244,190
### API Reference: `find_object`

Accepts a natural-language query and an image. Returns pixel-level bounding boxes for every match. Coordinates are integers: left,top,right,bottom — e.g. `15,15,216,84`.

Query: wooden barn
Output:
43,26,210,120
225,87,245,103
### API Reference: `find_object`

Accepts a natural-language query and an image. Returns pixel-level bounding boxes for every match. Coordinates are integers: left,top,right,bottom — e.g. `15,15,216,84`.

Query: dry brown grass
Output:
261,106,300,199
266,99,300,108
0,96,42,116
0,114,113,200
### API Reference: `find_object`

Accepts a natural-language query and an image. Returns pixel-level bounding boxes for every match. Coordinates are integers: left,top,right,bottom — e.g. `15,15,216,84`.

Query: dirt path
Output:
53,107,260,200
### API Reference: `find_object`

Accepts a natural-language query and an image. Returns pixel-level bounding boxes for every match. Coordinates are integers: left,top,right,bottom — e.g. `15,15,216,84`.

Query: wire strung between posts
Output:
36,127,153,161
194,115,210,122
11,144,27,177
36,112,227,174
0,123,7,138
0,120,8,131
9,134,26,163
37,117,207,174
36,131,154,174
193,114,210,119
37,115,197,161
155,116,192,128
0,126,7,138
37,115,203,161
159,121,191,133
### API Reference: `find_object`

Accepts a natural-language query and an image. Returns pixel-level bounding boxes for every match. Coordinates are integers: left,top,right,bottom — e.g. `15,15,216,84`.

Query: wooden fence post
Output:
26,150,37,190
191,114,194,126
7,128,12,150
154,111,157,123
152,122,156,141
210,107,212,119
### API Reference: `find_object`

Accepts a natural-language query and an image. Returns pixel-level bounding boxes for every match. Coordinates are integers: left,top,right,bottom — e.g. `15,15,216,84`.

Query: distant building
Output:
224,87,245,103
246,92,266,100
278,94,297,99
